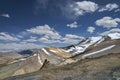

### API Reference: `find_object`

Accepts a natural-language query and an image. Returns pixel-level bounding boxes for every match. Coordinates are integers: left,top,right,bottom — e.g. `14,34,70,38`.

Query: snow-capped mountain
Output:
0,32,120,79
63,32,120,56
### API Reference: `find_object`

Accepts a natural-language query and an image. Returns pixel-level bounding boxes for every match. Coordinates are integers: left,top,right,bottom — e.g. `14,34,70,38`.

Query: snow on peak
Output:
66,36,103,55
65,30,120,56
107,32,120,39
90,36,102,43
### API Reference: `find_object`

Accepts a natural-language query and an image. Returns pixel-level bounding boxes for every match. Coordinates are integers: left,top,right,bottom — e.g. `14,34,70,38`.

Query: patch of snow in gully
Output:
42,48,51,55
83,45,116,58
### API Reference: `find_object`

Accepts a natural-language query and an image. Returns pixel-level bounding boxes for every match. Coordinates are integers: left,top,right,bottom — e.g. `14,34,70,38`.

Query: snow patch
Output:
33,53,37,56
58,49,63,52
95,38,105,46
42,48,51,55
37,54,43,65
8,58,26,64
50,50,58,53
65,47,75,52
82,45,116,58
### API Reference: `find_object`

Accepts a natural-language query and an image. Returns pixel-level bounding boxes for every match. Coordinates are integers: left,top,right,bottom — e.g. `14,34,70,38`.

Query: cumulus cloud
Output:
99,3,119,12
24,36,37,42
65,34,82,39
100,28,120,36
1,14,10,18
115,9,120,12
87,26,95,33
26,24,63,44
95,16,120,28
0,32,20,41
67,21,78,28
38,33,84,44
38,36,60,44
62,34,84,44
0,24,84,51
18,24,84,45
62,1,98,18
35,0,98,19
17,35,24,38
27,24,61,39
63,38,80,44
0,43,43,51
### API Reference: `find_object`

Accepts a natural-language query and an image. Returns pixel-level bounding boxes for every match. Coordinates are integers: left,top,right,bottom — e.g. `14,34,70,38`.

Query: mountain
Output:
0,47,73,79
4,51,120,80
18,49,38,55
0,51,22,64
0,49,39,65
0,32,120,80
64,32,120,57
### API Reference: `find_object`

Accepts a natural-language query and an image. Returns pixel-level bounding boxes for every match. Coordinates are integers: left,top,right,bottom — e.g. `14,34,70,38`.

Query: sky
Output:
0,0,120,51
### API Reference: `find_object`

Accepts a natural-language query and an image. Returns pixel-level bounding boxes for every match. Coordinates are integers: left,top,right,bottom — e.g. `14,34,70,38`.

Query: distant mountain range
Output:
0,32,120,80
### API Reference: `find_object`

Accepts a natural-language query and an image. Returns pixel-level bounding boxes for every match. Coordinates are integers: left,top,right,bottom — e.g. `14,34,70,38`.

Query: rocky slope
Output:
0,51,22,64
4,52,120,80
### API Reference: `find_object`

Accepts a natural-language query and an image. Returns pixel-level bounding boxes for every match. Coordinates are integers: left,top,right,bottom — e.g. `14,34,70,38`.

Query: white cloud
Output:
0,43,43,51
87,26,95,33
27,24,61,39
26,24,84,44
99,3,119,12
17,35,24,38
67,21,78,28
0,32,20,41
62,38,80,44
62,1,98,18
95,16,120,28
62,34,84,44
26,24,62,44
38,34,84,44
115,9,120,12
38,36,60,44
1,14,10,18
24,36,37,42
65,34,82,39
100,28,120,36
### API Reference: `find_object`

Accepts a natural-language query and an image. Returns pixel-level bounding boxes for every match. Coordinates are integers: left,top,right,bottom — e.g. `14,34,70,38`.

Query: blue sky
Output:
0,0,120,51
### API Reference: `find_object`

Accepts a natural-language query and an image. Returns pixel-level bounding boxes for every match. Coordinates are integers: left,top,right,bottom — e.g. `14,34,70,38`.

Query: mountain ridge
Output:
0,32,120,79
